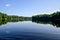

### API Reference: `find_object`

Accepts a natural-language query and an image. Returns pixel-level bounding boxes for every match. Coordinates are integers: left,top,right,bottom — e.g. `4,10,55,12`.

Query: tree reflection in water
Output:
0,20,60,28
32,20,60,27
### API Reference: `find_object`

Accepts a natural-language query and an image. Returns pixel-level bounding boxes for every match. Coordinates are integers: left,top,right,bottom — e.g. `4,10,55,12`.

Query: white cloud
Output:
5,4,11,7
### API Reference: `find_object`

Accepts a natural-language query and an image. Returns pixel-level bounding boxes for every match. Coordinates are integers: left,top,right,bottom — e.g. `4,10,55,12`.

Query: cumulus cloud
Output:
5,4,11,7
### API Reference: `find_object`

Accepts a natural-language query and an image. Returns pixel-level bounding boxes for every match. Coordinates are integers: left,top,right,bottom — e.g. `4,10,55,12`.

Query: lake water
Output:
0,21,60,40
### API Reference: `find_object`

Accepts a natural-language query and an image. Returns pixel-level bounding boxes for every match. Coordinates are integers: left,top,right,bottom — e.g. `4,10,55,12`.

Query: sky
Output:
0,0,60,16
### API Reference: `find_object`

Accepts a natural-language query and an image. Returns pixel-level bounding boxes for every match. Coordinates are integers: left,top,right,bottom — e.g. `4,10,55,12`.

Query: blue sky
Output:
0,0,60,16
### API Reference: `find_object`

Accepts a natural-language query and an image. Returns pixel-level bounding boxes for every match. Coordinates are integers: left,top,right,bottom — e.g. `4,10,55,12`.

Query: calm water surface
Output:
0,21,60,40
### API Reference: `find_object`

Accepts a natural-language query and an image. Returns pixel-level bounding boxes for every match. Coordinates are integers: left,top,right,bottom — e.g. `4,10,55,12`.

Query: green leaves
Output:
32,11,60,21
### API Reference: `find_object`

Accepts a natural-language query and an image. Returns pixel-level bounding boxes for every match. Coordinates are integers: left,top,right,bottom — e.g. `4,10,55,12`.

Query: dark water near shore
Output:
0,21,60,40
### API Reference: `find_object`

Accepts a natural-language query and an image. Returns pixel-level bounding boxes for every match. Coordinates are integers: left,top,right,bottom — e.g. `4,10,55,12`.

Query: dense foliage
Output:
0,11,60,21
0,11,60,27
32,11,60,21
32,11,60,27
0,12,32,21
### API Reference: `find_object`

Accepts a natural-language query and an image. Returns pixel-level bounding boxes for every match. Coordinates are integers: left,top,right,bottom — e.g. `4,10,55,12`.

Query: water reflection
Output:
32,20,60,27
0,20,60,27
0,20,7,26
0,20,23,26
0,20,60,40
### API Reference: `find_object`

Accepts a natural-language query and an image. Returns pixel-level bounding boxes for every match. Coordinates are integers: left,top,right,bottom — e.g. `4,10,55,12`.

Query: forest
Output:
32,11,60,22
0,12,31,21
32,11,60,27
0,11,60,27
0,11,60,22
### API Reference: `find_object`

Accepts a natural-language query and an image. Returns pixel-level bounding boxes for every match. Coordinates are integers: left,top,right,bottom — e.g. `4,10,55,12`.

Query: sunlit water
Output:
0,21,60,40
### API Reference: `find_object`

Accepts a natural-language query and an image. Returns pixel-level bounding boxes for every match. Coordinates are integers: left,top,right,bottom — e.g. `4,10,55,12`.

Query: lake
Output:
0,21,60,40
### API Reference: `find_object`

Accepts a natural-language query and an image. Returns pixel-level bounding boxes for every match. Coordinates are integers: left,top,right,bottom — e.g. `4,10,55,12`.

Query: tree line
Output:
32,11,60,22
0,11,60,27
32,11,60,27
0,11,60,22
0,12,32,21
